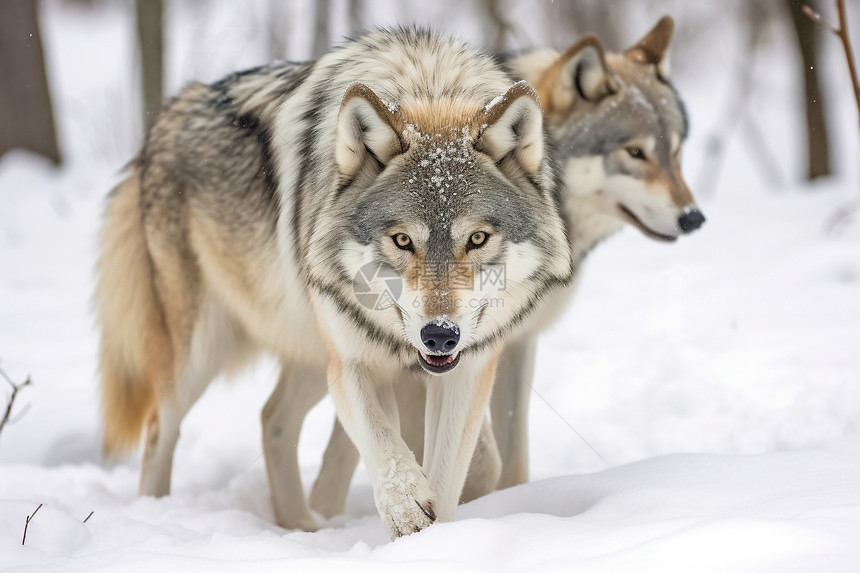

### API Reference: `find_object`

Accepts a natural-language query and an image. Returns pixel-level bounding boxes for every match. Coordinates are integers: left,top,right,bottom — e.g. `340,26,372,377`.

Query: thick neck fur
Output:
563,192,625,267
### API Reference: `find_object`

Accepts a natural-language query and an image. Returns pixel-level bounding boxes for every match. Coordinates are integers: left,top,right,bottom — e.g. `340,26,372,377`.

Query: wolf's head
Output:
326,82,571,374
510,16,704,245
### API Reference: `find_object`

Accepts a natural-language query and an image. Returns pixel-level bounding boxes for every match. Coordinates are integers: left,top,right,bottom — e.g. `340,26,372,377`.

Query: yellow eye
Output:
393,233,413,250
468,231,488,251
626,147,647,161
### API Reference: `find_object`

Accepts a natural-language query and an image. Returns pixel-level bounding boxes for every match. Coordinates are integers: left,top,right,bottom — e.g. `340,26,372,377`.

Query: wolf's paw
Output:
374,454,437,539
274,511,319,533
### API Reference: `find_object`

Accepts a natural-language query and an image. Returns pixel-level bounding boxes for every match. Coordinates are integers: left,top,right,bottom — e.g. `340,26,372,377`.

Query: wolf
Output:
306,16,707,518
95,27,572,539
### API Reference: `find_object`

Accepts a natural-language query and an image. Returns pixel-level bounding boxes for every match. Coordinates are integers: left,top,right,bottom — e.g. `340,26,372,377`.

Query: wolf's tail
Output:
95,169,172,455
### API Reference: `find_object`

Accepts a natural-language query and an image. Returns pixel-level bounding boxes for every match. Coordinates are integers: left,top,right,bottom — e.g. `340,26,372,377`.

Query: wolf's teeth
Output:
420,351,457,365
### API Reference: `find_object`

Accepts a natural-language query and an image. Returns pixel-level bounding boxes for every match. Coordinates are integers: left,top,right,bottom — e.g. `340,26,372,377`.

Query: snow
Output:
431,315,460,335
2,1,860,570
483,93,506,112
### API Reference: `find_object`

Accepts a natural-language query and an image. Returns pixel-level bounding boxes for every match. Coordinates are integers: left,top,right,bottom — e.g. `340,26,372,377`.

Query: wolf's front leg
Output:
423,352,500,521
327,358,436,539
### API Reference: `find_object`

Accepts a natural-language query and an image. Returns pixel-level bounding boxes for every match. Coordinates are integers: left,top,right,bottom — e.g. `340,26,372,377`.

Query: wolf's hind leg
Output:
139,382,207,497
491,335,537,489
262,363,326,531
394,372,427,461
423,353,499,522
138,300,248,497
460,415,502,503
393,377,501,503
396,375,500,504
309,418,359,519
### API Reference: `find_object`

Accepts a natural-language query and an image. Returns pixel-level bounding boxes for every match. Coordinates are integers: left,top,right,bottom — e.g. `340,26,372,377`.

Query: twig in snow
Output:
22,503,42,546
0,366,32,440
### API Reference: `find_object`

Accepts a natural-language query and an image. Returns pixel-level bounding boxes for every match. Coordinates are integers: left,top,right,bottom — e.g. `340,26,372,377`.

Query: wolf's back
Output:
95,169,173,454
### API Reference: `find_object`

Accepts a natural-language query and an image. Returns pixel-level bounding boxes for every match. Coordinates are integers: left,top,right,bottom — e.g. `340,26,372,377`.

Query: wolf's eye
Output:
626,147,647,161
392,233,413,251
467,231,489,251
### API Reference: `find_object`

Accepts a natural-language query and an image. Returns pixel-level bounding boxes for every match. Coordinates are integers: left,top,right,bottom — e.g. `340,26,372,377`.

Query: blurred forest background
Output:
0,0,858,205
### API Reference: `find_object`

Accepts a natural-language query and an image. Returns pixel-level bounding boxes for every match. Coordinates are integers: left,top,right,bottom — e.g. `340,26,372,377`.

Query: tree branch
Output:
804,1,860,130
0,366,32,439
834,0,860,124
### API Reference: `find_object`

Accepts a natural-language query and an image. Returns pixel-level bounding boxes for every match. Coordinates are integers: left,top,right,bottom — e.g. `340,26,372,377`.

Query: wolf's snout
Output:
678,209,706,233
420,323,460,353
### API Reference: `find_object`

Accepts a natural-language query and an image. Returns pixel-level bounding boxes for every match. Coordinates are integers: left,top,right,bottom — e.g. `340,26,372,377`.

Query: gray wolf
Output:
306,16,706,517
95,27,571,539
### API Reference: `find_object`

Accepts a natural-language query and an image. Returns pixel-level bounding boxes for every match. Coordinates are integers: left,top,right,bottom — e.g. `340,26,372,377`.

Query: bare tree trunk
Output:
549,0,624,51
482,0,513,52
348,0,363,36
696,2,778,196
800,0,860,234
313,0,330,58
0,0,61,164
786,0,831,180
266,0,289,61
135,0,164,134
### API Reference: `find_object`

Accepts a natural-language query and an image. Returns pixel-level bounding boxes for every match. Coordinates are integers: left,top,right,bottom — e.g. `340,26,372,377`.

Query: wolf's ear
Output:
535,35,615,117
476,81,545,178
625,15,674,78
336,83,403,180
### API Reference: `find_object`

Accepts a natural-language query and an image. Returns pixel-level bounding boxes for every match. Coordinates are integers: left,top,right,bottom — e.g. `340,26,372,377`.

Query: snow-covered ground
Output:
2,1,860,570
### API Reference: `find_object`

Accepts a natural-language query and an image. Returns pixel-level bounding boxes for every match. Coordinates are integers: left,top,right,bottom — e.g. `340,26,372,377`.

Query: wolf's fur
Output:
307,17,706,516
96,28,571,540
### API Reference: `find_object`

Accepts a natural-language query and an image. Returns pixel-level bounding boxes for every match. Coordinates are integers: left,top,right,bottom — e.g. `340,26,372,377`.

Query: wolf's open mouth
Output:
418,351,461,375
618,204,678,242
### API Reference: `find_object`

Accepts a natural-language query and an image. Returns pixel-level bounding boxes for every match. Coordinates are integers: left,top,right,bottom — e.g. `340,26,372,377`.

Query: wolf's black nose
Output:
678,209,706,233
420,323,460,352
